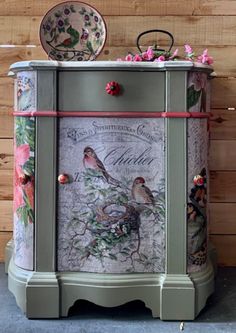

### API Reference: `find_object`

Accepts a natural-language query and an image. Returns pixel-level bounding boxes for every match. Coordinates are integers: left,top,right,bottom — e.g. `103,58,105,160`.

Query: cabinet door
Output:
57,117,166,273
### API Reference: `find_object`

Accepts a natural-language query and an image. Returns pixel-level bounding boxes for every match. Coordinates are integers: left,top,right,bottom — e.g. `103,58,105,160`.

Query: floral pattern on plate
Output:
40,1,106,61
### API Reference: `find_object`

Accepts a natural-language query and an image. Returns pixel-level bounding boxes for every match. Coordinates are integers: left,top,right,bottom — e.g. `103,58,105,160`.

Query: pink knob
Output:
58,173,70,184
105,81,120,95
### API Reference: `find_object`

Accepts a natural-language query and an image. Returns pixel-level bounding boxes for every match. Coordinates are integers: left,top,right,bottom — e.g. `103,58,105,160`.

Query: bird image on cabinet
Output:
83,146,120,186
55,25,80,48
131,177,155,204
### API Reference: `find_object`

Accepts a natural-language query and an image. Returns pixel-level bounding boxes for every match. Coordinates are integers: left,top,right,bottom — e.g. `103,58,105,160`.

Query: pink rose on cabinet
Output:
197,49,214,65
14,142,34,225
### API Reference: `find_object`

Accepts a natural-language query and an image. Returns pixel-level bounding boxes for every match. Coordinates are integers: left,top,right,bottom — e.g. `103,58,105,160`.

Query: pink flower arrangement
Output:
14,143,34,223
117,44,213,65
184,44,194,60
197,49,214,65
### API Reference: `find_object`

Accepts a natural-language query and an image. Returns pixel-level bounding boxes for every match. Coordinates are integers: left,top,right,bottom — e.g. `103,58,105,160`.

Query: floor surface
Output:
0,264,235,333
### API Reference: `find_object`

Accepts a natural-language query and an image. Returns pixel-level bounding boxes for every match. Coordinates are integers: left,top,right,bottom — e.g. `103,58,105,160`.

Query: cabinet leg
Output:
160,274,195,320
26,272,59,318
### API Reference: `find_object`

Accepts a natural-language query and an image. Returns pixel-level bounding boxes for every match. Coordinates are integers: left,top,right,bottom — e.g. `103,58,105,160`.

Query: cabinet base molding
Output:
7,257,214,320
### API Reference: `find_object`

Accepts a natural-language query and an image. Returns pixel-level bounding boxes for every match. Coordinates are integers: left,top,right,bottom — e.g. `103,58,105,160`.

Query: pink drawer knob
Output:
193,175,204,186
58,173,70,184
105,81,120,95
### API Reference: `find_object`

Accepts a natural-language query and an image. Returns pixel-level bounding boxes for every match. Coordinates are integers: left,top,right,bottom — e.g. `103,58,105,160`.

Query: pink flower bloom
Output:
197,49,214,65
15,144,30,176
147,46,154,60
184,44,193,55
125,54,133,61
142,52,149,61
14,143,31,213
169,48,179,59
15,144,30,166
154,55,165,62
133,54,143,62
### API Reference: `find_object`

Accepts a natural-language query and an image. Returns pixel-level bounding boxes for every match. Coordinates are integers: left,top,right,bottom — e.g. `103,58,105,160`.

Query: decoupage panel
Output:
13,71,36,270
187,72,208,113
187,118,208,273
15,71,37,111
57,117,165,273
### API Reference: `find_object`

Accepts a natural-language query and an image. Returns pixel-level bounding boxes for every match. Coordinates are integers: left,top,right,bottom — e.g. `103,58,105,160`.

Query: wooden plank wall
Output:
0,0,236,265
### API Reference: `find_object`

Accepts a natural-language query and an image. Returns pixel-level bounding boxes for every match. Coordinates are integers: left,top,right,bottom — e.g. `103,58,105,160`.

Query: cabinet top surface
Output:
9,60,213,73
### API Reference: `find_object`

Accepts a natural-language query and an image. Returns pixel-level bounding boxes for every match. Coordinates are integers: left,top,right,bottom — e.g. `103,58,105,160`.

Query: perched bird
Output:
83,146,120,186
55,25,79,49
131,177,155,204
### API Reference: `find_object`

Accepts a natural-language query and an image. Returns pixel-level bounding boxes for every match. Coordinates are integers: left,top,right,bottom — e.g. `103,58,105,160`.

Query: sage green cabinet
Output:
6,60,215,320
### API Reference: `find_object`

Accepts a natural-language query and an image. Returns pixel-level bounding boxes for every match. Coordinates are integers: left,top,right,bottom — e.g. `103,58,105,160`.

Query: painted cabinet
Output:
7,60,215,320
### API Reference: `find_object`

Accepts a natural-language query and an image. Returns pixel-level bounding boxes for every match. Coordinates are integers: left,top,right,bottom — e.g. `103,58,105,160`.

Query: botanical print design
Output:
187,72,208,112
13,71,36,270
187,118,208,273
13,116,35,270
40,2,106,61
16,71,36,111
57,118,165,273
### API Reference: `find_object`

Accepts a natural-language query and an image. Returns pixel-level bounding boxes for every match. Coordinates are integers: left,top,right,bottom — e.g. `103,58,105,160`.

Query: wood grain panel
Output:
194,1,236,16
0,139,13,171
0,0,199,16
210,235,236,266
209,203,236,235
0,77,14,109
0,46,46,77
1,0,236,16
210,171,236,202
0,108,13,138
210,109,236,140
209,140,236,171
0,201,12,232
0,170,13,200
0,16,236,46
0,232,12,262
211,78,236,109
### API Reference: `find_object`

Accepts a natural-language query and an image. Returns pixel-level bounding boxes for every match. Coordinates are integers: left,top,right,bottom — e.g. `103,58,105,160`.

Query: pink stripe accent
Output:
161,112,191,118
190,112,212,118
13,111,57,117
161,112,211,118
13,111,212,118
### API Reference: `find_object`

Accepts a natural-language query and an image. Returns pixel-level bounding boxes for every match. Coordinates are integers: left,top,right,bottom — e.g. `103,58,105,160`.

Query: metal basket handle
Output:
136,29,174,53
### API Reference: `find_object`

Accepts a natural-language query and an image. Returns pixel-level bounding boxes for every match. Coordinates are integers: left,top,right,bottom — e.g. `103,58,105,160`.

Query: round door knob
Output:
193,175,204,186
58,173,70,184
105,81,120,95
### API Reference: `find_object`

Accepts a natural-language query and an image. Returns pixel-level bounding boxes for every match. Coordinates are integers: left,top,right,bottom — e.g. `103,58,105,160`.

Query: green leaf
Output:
58,27,65,33
22,157,34,176
187,85,202,109
86,40,94,54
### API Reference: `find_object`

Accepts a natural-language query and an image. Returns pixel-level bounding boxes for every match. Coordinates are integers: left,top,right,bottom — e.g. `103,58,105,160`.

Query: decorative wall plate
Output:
40,1,107,61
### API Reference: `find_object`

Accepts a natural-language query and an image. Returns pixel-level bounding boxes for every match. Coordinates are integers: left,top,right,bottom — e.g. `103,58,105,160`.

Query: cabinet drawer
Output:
58,71,165,112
